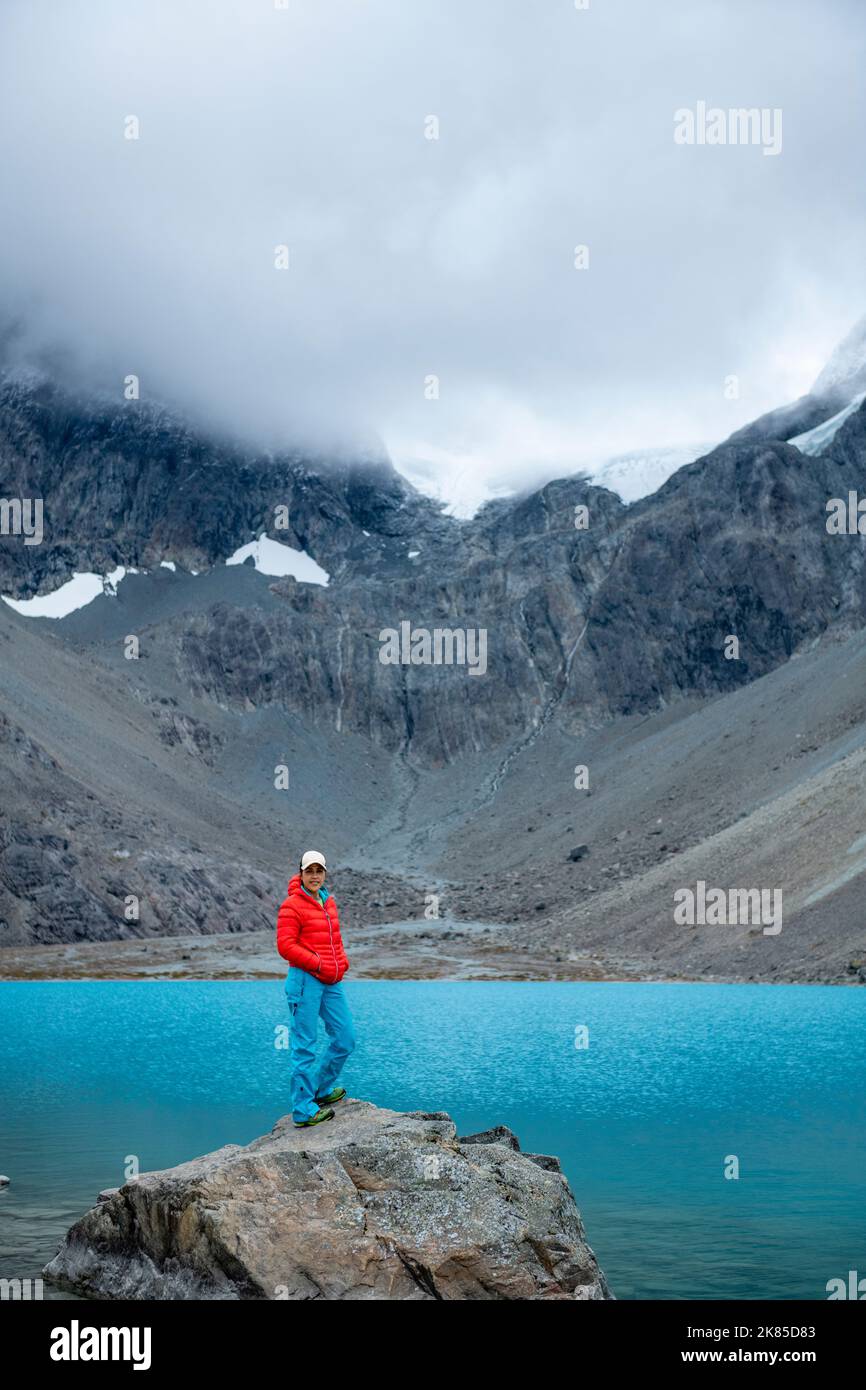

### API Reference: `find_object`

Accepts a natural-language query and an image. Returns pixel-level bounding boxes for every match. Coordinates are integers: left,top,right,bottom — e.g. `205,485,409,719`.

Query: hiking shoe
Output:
315,1086,347,1106
293,1106,335,1128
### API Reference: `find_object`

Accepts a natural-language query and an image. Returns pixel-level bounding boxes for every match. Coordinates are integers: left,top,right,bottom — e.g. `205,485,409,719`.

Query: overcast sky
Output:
2,0,864,508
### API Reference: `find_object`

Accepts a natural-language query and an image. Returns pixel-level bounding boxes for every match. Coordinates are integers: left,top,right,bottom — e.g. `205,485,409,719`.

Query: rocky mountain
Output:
5,370,866,759
3,319,866,980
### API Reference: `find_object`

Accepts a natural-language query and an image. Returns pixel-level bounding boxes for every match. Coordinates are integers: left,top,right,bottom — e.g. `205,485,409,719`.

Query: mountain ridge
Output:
3,321,866,979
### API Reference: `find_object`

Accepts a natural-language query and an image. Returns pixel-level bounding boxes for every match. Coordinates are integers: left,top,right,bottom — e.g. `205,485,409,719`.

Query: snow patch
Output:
225,534,329,585
586,443,715,503
1,566,138,619
789,391,866,456
159,561,177,572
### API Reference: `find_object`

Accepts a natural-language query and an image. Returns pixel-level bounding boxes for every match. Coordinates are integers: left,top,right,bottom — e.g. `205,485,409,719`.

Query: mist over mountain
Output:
3,316,866,986
2,0,865,509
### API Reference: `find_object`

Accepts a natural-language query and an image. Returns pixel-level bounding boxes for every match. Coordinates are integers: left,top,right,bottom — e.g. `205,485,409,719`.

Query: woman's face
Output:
301,862,326,893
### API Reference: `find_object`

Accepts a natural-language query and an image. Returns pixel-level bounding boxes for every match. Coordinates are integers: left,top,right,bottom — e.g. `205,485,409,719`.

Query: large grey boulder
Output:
43,1099,613,1301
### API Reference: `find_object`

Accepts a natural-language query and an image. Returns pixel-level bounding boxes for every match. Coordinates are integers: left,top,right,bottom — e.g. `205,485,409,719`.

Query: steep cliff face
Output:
9,380,865,765
7,371,865,766
0,375,450,597
567,425,866,723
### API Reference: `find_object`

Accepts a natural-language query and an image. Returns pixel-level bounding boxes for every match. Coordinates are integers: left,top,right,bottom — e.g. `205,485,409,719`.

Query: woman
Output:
276,850,356,1127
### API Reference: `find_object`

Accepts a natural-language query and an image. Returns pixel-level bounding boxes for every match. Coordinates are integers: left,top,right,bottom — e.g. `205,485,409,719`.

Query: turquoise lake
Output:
1,980,863,1300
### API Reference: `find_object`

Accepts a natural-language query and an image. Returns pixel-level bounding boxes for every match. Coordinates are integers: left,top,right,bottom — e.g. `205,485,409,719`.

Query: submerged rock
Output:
43,1099,613,1301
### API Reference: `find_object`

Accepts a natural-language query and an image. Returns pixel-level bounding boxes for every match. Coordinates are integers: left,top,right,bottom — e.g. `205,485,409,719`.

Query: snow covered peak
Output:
394,440,716,516
811,314,866,399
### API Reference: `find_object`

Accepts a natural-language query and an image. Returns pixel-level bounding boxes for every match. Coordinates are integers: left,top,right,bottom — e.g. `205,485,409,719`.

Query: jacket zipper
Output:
323,900,336,978
299,886,336,979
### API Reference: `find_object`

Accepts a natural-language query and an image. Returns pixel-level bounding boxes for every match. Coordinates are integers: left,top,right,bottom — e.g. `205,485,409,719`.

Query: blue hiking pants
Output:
285,968,357,1123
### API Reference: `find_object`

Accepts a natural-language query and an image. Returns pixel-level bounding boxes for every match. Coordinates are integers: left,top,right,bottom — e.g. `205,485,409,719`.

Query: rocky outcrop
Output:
42,1099,612,1300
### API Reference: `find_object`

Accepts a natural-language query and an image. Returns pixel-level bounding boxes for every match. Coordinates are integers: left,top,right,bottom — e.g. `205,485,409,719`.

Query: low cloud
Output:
1,0,864,503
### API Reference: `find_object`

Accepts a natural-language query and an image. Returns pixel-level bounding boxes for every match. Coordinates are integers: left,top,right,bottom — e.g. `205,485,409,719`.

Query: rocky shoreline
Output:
0,921,647,982
0,918,859,983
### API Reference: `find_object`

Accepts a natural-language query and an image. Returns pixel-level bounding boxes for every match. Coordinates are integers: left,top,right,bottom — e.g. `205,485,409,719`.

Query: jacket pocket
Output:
285,968,306,1005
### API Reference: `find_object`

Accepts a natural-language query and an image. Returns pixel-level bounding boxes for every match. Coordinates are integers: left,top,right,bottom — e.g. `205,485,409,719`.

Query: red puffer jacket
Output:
276,874,350,985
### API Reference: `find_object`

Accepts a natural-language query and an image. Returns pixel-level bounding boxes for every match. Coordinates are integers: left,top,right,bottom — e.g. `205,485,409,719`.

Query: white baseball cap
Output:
300,850,327,871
